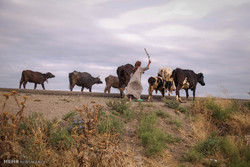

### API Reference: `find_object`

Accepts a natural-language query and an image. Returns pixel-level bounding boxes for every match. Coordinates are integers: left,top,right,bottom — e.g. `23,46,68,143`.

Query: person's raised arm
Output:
147,59,151,68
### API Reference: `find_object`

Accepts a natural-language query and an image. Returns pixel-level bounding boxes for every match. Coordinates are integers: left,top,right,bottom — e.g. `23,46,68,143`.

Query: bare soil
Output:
0,88,173,120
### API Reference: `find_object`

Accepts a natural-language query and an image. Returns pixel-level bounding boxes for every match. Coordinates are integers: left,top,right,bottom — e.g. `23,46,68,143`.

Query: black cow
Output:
116,64,134,98
69,71,102,92
171,68,205,102
147,76,172,102
19,70,55,90
104,75,119,94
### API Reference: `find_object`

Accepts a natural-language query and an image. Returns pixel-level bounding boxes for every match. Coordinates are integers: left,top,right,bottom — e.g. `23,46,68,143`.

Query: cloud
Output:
98,0,250,29
0,0,250,99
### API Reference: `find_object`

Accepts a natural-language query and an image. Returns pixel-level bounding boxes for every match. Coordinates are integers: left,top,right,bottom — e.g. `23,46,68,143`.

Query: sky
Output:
0,0,250,99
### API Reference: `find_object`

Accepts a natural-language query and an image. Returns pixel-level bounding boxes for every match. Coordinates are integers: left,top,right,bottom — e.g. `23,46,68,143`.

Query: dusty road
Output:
0,88,166,119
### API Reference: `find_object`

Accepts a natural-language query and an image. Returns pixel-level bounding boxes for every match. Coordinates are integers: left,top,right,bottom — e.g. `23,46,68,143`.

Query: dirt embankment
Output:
1,88,249,167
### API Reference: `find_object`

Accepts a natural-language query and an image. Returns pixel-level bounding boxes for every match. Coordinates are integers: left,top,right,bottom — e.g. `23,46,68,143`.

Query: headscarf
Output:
133,61,141,74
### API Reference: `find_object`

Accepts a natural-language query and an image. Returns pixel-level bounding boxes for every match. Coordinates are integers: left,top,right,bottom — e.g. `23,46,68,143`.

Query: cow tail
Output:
20,71,25,81
69,72,73,89
105,76,109,84
170,70,177,86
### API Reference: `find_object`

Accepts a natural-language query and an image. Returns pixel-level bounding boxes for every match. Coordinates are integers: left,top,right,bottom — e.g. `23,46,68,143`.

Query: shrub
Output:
137,113,168,156
122,109,136,122
63,110,78,121
244,101,250,110
98,115,124,135
184,149,203,163
166,118,183,129
107,99,135,122
164,99,180,109
106,99,129,114
49,127,74,150
155,109,170,118
206,99,234,121
179,106,189,114
219,137,250,167
195,132,220,156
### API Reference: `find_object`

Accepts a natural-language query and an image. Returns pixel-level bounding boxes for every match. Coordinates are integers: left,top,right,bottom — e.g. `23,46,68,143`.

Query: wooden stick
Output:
144,48,150,60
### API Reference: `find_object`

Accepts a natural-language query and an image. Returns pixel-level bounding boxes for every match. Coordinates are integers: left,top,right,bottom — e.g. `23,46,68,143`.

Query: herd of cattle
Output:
19,64,205,102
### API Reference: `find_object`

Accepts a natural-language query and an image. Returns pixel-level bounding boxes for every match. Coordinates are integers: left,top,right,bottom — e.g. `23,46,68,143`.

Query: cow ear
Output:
198,73,203,77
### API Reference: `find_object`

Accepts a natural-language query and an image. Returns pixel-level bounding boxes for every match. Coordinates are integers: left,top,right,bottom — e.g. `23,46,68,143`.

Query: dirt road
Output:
0,88,166,119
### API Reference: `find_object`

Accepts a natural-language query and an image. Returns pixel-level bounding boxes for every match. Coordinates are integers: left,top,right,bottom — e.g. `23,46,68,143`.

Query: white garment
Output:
126,66,149,99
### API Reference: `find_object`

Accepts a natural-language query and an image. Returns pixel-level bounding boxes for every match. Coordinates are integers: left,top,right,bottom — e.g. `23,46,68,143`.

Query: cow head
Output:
197,73,205,86
45,72,55,79
94,76,103,84
157,68,164,77
44,72,55,83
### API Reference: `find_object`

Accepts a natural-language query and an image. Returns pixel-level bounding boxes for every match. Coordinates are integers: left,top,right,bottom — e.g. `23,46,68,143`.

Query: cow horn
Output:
97,75,100,78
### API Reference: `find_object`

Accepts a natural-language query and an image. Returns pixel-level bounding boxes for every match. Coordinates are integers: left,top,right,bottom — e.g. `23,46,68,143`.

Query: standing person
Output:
126,59,151,102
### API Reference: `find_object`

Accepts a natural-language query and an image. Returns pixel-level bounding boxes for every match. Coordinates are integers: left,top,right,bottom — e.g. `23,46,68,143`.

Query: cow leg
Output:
148,86,153,102
23,81,28,89
70,84,75,91
169,85,174,96
41,83,45,90
185,89,189,99
176,85,182,102
104,86,111,94
34,83,37,89
119,88,125,98
70,81,76,91
19,80,23,89
161,88,165,98
193,88,196,101
81,87,84,92
89,87,92,92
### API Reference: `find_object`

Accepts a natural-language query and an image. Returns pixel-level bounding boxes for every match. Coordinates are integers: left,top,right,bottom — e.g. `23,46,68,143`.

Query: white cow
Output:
158,67,176,96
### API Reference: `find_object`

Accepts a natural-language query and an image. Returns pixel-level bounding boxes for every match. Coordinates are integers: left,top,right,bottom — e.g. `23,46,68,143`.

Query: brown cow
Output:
19,70,55,90
116,64,134,98
69,71,102,92
104,75,119,93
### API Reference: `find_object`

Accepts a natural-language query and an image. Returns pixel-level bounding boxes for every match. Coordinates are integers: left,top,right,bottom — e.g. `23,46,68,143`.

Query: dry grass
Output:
1,91,249,167
72,104,127,167
0,91,128,167
185,97,250,166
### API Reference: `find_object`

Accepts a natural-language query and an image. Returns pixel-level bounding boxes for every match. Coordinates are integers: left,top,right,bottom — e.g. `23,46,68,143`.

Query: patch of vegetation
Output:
122,109,136,122
106,99,135,121
63,110,78,121
220,137,250,167
155,109,170,118
206,99,235,121
184,149,203,163
184,132,250,166
137,113,168,156
165,134,182,143
179,106,189,114
244,100,250,110
195,132,221,156
49,127,74,150
166,118,183,129
164,99,180,109
98,115,125,135
106,98,129,114
0,92,126,166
